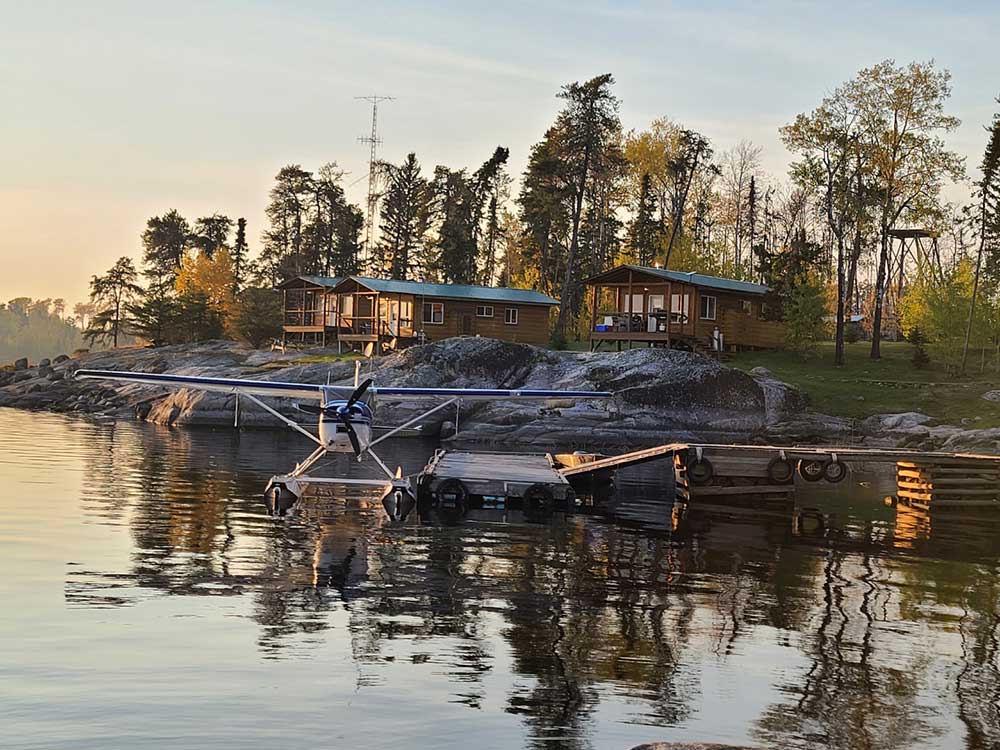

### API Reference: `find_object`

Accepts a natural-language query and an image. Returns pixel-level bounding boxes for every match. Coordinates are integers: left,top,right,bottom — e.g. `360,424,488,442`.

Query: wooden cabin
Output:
584,265,785,352
278,275,558,352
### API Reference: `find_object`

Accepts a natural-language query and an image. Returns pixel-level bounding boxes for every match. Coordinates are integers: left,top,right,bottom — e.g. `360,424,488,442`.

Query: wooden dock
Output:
413,442,1000,521
670,444,1000,513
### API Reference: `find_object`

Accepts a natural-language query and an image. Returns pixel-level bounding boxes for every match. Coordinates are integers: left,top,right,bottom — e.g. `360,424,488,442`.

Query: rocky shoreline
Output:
1,338,997,453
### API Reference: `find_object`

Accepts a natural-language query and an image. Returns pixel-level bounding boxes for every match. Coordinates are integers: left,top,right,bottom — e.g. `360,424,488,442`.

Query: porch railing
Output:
284,309,335,327
593,311,691,334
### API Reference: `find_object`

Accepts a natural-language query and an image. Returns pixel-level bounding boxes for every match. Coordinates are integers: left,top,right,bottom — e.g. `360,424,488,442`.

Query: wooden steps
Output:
895,460,1000,513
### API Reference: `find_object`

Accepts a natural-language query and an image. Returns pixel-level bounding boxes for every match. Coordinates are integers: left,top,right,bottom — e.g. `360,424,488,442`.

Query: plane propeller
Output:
333,378,372,457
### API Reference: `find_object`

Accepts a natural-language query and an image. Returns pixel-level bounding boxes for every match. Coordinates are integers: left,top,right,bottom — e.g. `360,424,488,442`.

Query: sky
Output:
2,0,998,307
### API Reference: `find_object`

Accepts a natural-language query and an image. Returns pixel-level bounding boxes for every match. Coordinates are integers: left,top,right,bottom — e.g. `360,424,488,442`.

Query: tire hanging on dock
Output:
522,483,556,520
433,478,469,517
767,456,795,485
797,459,825,482
822,459,848,483
688,457,715,485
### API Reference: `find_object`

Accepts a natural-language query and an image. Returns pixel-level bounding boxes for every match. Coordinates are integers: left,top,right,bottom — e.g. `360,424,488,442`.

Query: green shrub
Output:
908,326,931,369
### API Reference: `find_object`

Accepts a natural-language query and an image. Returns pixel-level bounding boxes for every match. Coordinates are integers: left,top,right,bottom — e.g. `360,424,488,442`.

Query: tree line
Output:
83,59,995,364
85,211,282,349
0,298,86,362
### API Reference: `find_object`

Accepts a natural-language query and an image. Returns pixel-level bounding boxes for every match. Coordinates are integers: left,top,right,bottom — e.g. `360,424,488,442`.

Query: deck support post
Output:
589,284,598,350
666,281,672,348
627,270,634,349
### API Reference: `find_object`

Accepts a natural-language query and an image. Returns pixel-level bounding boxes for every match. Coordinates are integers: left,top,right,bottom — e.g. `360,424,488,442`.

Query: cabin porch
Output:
587,273,707,352
333,280,418,354
281,283,338,346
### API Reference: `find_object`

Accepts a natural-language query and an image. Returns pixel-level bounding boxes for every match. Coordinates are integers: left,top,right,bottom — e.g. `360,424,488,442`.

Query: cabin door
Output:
647,295,664,332
381,298,400,336
461,314,474,336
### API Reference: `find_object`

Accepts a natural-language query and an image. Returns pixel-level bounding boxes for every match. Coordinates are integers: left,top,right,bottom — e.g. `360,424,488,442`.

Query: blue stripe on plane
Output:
369,387,613,398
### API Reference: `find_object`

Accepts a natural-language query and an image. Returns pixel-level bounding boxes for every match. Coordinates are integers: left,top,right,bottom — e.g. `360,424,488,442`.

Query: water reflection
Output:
5,410,1000,748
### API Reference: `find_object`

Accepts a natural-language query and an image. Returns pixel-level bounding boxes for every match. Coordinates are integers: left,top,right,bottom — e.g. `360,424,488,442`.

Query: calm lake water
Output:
2,407,1000,749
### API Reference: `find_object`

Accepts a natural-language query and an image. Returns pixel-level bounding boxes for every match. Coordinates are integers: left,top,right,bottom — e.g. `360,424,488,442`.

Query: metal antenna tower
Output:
356,95,394,271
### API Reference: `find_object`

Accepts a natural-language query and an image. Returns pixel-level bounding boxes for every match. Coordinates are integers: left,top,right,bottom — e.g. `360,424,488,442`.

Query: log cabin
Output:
584,264,785,352
278,275,558,352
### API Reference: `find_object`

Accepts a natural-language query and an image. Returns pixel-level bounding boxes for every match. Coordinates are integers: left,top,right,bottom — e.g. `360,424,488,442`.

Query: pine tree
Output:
551,74,622,336
232,217,248,294
628,172,659,266
142,210,190,283
378,153,432,280
260,165,313,283
190,214,232,258
127,284,180,347
962,98,1000,374
746,175,758,278
518,135,572,296
909,326,931,369
85,257,142,348
430,166,476,283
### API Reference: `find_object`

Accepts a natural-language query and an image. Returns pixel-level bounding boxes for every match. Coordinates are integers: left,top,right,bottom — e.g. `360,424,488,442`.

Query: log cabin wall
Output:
690,291,785,349
416,298,551,345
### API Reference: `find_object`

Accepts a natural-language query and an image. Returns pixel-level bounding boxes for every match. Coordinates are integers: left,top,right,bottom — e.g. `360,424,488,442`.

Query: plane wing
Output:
74,369,330,401
75,369,613,402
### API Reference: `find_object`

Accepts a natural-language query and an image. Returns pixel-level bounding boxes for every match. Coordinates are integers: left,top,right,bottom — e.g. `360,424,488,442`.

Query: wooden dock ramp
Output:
556,442,1000,514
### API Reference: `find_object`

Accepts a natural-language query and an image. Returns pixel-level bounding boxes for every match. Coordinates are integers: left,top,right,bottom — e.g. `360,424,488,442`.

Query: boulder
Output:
14,357,27,370
862,411,932,432
38,358,50,368
53,354,70,364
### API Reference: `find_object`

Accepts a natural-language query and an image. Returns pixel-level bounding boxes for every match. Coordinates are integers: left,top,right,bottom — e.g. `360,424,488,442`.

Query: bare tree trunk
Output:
834,235,846,367
113,295,120,349
870,217,890,360
663,149,702,269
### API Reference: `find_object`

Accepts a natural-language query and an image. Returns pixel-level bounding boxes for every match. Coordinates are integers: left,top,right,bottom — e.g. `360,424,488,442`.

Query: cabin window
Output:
504,308,519,325
340,295,354,317
422,302,444,325
758,302,772,320
400,300,413,326
699,295,717,321
476,305,494,318
741,300,753,315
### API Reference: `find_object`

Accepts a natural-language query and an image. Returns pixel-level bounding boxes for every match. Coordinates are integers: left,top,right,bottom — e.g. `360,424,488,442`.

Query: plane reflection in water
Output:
5,410,1000,749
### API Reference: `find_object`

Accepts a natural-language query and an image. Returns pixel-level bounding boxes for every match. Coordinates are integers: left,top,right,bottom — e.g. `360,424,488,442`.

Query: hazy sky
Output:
2,0,997,306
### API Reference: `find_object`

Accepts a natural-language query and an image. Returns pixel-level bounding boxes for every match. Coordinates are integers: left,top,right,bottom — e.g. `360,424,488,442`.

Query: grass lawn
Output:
730,341,1000,427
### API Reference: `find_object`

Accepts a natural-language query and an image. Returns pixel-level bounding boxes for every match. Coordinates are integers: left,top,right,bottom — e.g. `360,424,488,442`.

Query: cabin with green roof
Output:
583,264,785,352
278,275,558,352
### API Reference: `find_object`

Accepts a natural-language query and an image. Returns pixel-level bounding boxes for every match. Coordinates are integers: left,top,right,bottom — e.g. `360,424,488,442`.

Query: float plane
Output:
75,366,612,519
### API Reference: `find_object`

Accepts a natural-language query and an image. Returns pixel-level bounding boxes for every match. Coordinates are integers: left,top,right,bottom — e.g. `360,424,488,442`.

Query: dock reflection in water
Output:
3,409,1000,749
